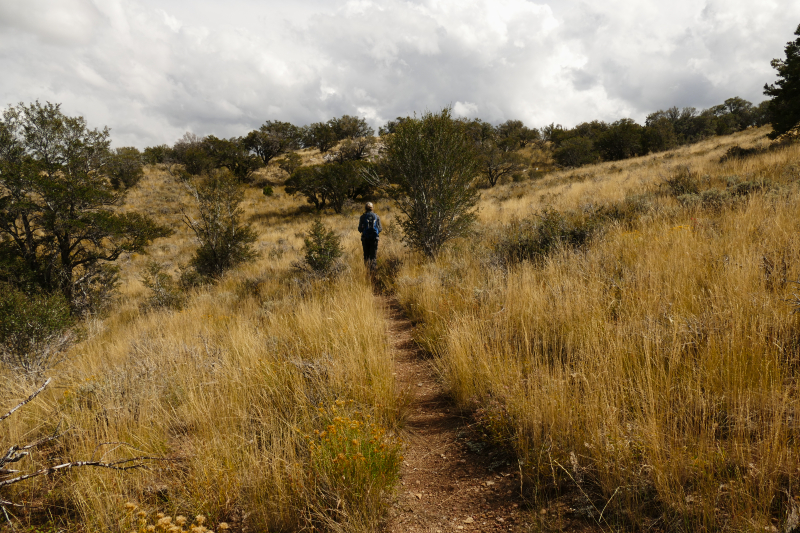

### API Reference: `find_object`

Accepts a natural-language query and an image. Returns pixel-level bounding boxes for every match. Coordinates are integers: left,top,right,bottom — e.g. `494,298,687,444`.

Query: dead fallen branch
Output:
1,379,172,511
0,378,51,424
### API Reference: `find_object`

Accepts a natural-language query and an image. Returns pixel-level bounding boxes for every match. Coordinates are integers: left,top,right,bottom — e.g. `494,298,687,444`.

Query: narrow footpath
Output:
379,296,529,533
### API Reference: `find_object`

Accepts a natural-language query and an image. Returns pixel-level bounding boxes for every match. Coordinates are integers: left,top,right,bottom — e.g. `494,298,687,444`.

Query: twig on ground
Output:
0,456,169,490
1,378,173,514
0,378,51,423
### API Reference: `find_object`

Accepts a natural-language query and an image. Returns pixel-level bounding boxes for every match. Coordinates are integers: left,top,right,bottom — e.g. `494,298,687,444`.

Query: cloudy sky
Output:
1,0,798,148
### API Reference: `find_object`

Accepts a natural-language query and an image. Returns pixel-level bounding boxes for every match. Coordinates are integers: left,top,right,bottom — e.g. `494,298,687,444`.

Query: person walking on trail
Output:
358,202,381,268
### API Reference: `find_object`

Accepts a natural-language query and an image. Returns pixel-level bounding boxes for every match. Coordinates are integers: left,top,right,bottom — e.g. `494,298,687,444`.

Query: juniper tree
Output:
381,108,480,257
172,132,213,176
107,146,144,189
278,152,303,177
479,143,525,186
0,101,172,311
243,120,302,165
285,161,374,213
764,24,800,138
203,135,264,181
183,169,258,278
327,115,374,140
297,219,343,275
302,122,338,153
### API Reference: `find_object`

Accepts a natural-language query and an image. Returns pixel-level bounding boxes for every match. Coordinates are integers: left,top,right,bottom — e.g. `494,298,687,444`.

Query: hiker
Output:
358,202,381,268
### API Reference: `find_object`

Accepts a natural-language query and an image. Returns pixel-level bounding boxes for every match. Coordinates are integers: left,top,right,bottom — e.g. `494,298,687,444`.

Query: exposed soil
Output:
378,296,531,533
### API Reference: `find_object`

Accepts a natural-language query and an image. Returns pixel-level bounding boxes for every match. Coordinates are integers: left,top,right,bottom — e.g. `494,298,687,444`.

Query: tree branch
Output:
0,379,51,424
0,456,169,490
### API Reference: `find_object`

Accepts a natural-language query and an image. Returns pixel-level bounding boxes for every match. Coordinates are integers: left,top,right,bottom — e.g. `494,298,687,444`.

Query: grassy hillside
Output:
2,125,799,532
394,126,800,531
1,168,406,532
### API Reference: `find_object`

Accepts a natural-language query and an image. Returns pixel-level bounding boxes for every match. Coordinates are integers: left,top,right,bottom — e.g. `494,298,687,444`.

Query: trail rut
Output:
378,296,529,533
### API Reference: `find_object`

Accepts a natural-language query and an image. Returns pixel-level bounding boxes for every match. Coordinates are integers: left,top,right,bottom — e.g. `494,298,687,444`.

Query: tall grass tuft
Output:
395,127,800,531
0,166,401,531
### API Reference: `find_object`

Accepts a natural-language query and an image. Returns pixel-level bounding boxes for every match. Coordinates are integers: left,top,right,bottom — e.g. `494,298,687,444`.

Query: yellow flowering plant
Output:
304,400,401,520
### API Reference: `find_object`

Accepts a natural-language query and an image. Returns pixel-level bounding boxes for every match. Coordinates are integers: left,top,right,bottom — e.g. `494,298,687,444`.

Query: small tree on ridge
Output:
183,169,258,278
381,108,480,258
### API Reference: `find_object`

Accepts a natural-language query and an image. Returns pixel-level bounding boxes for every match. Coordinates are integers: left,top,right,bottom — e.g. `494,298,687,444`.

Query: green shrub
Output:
663,167,701,196
0,101,172,310
493,208,602,265
184,170,259,278
262,185,274,197
108,147,145,189
553,136,599,167
140,262,186,310
0,286,73,374
381,107,480,257
295,220,343,276
285,162,374,214
278,151,303,177
719,145,762,163
178,263,208,289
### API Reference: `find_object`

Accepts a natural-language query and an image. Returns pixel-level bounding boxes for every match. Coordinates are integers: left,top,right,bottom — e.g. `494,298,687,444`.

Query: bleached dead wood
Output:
1,379,170,510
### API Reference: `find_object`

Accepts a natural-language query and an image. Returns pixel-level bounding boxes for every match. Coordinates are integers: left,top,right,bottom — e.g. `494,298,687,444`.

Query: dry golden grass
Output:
3,125,797,532
394,127,800,531
0,169,403,531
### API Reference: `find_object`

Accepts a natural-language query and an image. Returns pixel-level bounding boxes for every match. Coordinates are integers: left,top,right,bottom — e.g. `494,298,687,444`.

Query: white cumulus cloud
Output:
0,0,797,147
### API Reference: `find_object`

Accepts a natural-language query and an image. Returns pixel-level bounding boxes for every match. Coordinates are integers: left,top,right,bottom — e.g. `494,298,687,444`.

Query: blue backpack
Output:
361,213,380,240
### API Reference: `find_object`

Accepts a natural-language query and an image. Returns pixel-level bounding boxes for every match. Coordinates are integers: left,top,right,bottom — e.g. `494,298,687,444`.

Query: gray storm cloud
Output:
0,0,797,147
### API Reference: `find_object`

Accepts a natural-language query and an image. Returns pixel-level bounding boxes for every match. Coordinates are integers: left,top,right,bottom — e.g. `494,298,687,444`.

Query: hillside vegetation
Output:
2,124,800,533
393,126,800,531
1,167,406,531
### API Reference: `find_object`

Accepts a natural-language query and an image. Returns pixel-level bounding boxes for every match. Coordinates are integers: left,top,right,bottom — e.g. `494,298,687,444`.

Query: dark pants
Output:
362,238,378,268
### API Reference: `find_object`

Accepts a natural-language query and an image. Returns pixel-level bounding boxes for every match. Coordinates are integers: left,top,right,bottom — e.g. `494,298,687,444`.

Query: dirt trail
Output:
379,296,529,533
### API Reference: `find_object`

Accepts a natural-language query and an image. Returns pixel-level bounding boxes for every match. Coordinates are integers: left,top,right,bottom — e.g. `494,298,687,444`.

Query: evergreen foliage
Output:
328,114,374,140
765,24,800,139
203,135,265,181
0,285,73,374
243,120,302,165
477,142,526,187
142,144,172,165
183,169,259,278
495,119,540,149
0,101,172,310
108,146,144,189
277,152,303,177
381,108,480,258
302,122,338,153
285,165,330,210
171,132,213,176
298,219,343,275
285,161,374,213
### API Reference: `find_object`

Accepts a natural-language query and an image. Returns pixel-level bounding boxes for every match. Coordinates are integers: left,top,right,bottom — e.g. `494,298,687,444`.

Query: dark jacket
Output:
358,212,381,241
